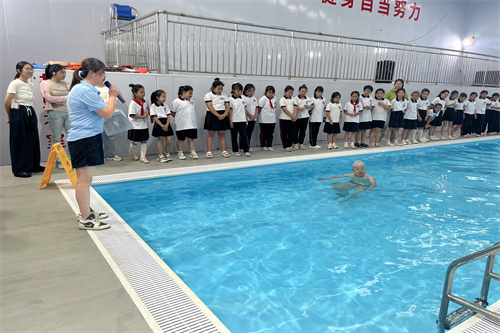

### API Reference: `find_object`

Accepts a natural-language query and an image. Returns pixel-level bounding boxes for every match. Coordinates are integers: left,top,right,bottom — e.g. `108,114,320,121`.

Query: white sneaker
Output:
462,134,470,138
157,155,168,163
244,152,251,157
164,153,173,162
249,148,253,152
402,140,408,145
284,147,292,152
327,143,332,149
190,152,199,159
412,140,419,144
332,143,338,149
262,147,269,151
344,142,349,149
268,147,274,151
232,151,242,156
397,141,404,146
106,155,123,161
178,152,187,160
300,144,306,150
309,145,321,149
442,135,448,140
387,141,395,147
349,142,356,149
293,144,299,150
449,135,456,140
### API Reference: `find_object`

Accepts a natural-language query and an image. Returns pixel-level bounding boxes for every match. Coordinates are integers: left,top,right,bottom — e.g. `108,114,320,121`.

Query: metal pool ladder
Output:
437,241,500,332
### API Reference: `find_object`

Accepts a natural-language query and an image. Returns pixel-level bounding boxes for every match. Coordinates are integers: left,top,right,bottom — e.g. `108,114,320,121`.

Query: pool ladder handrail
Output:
437,241,500,333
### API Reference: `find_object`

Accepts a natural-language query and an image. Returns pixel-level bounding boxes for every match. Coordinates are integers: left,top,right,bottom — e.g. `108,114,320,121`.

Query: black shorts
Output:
152,118,174,137
403,119,417,130
453,110,464,125
68,133,104,169
204,110,229,131
343,122,359,132
443,108,456,122
128,128,149,142
176,128,198,140
358,121,372,130
371,120,385,129
323,122,340,134
417,109,427,128
388,112,404,128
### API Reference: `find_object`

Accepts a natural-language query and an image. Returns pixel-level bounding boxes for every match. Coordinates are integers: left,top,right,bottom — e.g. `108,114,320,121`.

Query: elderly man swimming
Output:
318,160,377,202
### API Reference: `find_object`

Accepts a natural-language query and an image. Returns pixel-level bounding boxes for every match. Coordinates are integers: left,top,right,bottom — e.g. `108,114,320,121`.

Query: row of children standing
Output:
124,78,500,163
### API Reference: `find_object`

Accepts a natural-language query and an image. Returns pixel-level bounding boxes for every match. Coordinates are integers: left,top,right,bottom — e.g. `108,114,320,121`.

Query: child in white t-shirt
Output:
150,90,174,162
369,88,391,147
415,88,430,142
293,84,314,150
229,82,250,156
171,85,198,160
309,86,326,149
243,83,258,152
462,92,477,137
128,84,150,164
257,86,277,151
386,88,408,146
279,85,296,151
324,91,342,149
343,91,363,149
356,85,374,148
401,91,419,145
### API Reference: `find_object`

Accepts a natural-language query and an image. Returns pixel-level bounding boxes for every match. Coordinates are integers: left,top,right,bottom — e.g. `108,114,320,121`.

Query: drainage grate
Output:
57,183,229,333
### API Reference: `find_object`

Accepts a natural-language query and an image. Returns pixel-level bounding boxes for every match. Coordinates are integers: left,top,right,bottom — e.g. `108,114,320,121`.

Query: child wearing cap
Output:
318,160,377,202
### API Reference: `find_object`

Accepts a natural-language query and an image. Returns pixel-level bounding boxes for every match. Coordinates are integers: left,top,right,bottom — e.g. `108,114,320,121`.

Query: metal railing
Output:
101,10,500,86
436,241,500,333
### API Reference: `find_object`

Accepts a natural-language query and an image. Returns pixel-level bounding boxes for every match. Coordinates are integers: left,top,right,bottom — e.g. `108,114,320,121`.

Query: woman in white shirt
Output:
4,61,44,177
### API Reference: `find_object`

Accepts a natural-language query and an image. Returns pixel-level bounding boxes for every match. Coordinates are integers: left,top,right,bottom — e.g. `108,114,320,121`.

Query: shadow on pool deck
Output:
0,136,497,332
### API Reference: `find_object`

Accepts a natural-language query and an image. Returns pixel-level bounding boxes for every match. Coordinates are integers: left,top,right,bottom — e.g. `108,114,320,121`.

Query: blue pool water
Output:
95,140,500,333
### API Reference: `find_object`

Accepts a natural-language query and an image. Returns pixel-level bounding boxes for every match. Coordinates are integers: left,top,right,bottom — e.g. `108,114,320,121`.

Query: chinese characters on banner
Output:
322,0,421,21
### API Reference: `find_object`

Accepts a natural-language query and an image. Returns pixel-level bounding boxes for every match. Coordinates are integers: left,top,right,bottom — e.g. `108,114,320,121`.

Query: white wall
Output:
462,0,500,56
1,0,499,166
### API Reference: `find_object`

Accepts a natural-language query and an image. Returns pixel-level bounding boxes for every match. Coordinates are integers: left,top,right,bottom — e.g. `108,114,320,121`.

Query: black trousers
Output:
230,122,249,153
474,114,485,135
9,106,41,175
247,120,256,145
484,109,498,133
463,114,474,135
259,123,275,148
280,119,294,148
294,118,309,144
309,122,321,146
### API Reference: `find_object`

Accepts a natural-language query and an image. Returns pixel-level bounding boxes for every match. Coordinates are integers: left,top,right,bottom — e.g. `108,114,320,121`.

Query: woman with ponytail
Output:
4,61,44,177
67,57,120,230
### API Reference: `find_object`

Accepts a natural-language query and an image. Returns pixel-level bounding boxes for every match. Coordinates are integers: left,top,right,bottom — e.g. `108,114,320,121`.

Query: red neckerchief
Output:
268,97,274,110
350,100,360,113
133,98,144,116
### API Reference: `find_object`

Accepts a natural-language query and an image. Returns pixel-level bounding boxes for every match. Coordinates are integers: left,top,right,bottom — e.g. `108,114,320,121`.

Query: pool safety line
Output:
448,300,500,333
56,181,230,333
54,136,499,186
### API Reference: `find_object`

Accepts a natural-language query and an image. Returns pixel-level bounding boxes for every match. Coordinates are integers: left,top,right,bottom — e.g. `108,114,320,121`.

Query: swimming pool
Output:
95,140,500,333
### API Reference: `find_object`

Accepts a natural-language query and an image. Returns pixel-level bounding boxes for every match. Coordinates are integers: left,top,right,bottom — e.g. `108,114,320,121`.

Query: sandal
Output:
205,151,213,159
221,151,230,158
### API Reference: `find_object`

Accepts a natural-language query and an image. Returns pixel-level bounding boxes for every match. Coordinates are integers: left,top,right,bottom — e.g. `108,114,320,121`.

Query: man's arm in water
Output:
318,173,354,181
366,174,377,190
